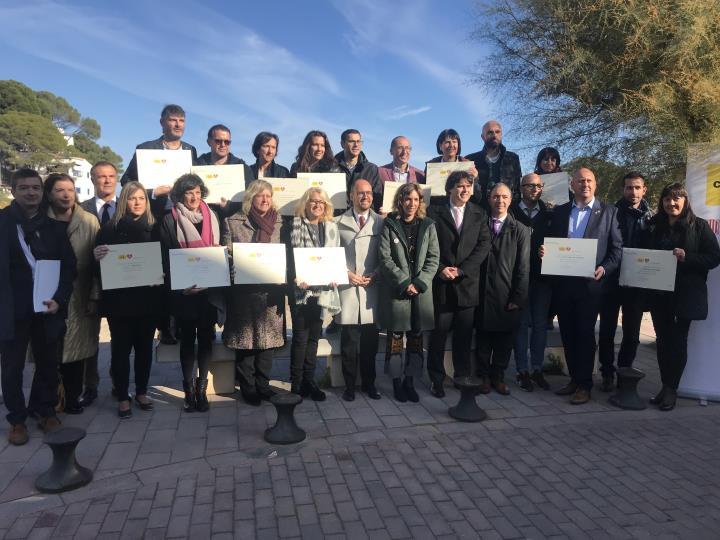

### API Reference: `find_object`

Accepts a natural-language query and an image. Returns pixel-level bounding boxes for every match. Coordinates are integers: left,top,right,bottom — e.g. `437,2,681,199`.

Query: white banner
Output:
679,143,720,401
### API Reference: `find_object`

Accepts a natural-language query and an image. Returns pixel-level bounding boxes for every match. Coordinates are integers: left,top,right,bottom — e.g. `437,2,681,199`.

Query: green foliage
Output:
73,134,123,172
0,111,67,168
0,80,44,116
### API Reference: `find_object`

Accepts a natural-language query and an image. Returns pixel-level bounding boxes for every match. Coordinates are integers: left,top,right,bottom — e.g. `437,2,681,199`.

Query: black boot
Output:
649,386,666,405
392,378,407,403
291,380,303,396
403,376,419,403
182,380,196,413
659,387,677,411
195,379,209,412
301,380,326,402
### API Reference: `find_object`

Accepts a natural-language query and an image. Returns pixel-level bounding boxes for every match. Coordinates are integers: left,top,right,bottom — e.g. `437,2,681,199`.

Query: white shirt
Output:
393,164,409,183
450,203,466,230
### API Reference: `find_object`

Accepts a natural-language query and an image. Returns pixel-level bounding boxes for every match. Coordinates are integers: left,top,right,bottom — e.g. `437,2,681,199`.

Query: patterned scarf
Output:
171,201,219,247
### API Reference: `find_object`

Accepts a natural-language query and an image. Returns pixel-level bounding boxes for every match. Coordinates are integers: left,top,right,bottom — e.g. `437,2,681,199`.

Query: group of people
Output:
1,103,719,447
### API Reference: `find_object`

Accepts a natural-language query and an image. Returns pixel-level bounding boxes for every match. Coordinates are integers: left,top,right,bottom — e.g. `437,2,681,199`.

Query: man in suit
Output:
475,183,530,395
427,170,490,397
0,169,77,444
378,136,426,212
541,167,623,404
465,120,521,204
334,179,383,401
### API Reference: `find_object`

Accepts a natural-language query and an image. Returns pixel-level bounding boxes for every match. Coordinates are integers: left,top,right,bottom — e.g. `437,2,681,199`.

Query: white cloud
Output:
385,105,432,120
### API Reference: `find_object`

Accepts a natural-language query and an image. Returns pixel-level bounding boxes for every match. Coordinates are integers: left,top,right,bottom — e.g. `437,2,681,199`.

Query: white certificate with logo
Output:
619,248,677,291
191,165,245,204
382,181,432,212
100,242,164,290
541,238,598,278
540,172,571,206
293,247,349,286
33,260,60,312
297,172,347,211
169,247,231,290
268,178,309,216
232,243,286,285
425,161,474,195
136,149,192,189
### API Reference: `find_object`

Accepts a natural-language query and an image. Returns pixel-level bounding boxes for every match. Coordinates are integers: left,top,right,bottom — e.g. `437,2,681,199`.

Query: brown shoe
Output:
570,388,591,405
38,416,62,433
8,424,29,446
491,380,510,395
478,378,491,394
554,382,578,396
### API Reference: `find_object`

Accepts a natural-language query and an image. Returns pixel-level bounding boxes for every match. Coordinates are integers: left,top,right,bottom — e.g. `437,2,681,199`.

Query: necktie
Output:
101,203,111,226
492,218,502,237
525,206,533,217
358,215,366,228
452,207,462,231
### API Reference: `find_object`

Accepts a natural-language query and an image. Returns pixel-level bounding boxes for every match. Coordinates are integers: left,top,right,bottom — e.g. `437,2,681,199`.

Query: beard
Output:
484,139,500,150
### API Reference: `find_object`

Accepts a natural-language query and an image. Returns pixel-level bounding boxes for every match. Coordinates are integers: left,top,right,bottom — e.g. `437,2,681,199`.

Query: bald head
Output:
350,179,373,213
489,182,512,218
571,167,597,205
520,173,544,205
481,120,502,150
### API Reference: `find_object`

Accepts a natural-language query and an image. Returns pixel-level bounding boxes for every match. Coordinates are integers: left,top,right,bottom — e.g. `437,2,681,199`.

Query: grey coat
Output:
334,209,383,325
222,212,287,350
378,215,440,332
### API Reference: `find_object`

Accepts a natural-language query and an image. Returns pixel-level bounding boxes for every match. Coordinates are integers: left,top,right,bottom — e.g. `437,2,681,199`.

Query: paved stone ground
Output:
1,317,719,539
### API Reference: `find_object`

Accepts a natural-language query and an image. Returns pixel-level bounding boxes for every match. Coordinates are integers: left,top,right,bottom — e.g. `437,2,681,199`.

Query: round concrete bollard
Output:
264,393,306,445
608,367,647,410
449,376,487,422
35,427,93,493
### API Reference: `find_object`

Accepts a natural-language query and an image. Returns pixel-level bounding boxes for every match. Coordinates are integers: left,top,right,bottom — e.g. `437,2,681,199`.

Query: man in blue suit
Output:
541,167,623,404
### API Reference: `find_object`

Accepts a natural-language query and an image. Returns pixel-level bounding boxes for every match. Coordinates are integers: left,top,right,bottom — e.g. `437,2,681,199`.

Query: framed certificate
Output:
191,165,245,204
425,161,474,195
268,178,309,216
135,149,192,189
296,172,347,211
293,247,350,286
100,242,164,290
541,238,598,278
619,248,677,291
169,246,231,290
232,243,286,285
539,172,571,206
382,181,432,212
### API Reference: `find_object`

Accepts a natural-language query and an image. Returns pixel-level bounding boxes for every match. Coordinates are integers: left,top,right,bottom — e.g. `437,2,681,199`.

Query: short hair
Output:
170,173,209,203
341,129,361,145
112,181,154,227
489,182,513,197
207,124,231,140
90,161,117,179
445,170,474,194
161,104,185,120
623,171,645,185
390,135,409,150
350,178,373,195
251,132,279,159
10,168,42,190
295,187,334,222
242,179,276,215
534,147,562,174
436,129,461,155
393,183,427,219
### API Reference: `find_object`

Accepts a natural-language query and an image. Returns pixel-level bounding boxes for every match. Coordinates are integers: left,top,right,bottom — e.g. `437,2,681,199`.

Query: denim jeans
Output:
513,279,552,373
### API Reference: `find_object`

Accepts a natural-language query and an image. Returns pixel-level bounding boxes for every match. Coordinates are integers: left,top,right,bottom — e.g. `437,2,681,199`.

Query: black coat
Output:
249,161,290,180
465,144,521,203
478,213,530,331
427,202,491,308
510,199,552,281
334,151,382,211
645,216,720,320
0,204,77,341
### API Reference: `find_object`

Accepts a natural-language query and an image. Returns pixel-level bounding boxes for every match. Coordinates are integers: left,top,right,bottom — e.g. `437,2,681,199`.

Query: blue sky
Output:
0,0,543,172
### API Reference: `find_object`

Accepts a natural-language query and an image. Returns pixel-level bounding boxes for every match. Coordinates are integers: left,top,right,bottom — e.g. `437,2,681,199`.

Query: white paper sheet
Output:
100,242,164,290
169,246,231,290
293,247,350,286
136,149,192,189
232,243,287,285
619,248,677,291
33,260,60,313
541,237,598,278
191,165,245,204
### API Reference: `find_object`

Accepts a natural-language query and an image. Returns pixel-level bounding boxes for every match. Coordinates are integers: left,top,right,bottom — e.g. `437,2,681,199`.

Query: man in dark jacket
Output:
597,172,653,391
476,183,530,395
334,129,380,212
510,173,553,391
196,124,254,182
0,169,77,445
465,120,521,205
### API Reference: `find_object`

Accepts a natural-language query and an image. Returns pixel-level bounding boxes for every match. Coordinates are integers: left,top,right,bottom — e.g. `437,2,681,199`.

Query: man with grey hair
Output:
465,120,521,204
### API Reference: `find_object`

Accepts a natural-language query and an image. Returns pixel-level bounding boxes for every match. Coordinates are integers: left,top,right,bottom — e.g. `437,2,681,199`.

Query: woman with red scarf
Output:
160,174,222,413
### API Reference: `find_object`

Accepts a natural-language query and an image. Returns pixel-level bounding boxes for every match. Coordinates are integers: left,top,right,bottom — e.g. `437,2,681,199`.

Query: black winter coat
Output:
250,161,290,180
510,199,552,281
465,144,521,204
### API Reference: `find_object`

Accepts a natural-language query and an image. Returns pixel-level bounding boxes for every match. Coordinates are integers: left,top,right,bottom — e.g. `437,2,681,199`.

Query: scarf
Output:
171,201,219,247
249,206,278,244
9,202,47,253
116,213,154,242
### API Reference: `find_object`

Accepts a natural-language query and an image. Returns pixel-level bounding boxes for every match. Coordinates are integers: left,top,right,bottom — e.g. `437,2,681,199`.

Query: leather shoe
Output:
302,380,326,402
531,370,550,390
38,415,62,433
570,388,591,405
660,388,677,411
242,390,262,407
8,424,28,446
430,381,445,399
78,388,97,407
478,378,491,394
492,380,510,396
554,382,578,396
362,385,381,400
600,375,614,392
516,371,533,392
134,395,154,411
649,386,666,405
342,388,355,402
64,402,84,415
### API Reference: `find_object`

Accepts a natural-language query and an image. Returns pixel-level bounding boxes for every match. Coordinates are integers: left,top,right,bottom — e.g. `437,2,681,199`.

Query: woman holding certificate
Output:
223,180,285,406
645,183,720,411
425,129,477,175
288,187,341,400
159,174,222,413
94,181,161,418
378,183,439,402
44,173,100,415
289,130,341,175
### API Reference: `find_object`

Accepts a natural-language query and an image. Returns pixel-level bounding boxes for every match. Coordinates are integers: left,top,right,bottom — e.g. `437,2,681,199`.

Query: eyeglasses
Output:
356,191,373,198
213,139,231,146
346,139,362,145
308,199,326,206
521,184,544,190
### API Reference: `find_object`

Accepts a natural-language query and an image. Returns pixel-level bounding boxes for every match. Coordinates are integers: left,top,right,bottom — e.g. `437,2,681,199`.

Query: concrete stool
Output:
608,367,647,410
449,376,487,422
264,393,306,445
35,427,93,493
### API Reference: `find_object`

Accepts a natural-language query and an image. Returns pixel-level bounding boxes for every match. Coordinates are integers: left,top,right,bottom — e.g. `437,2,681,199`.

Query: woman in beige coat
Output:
44,173,100,414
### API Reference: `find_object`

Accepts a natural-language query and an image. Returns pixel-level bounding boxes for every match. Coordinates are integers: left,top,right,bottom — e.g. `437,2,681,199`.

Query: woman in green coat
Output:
378,183,439,402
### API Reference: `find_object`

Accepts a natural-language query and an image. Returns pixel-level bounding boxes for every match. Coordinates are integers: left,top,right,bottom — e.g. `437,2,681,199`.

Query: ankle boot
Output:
649,386,666,405
403,376,419,403
302,380,326,402
290,380,303,396
182,380,196,413
659,387,677,411
392,378,407,403
195,378,209,412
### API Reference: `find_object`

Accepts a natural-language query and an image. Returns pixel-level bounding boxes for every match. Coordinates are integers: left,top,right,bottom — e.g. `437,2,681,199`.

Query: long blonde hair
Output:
294,187,334,222
393,183,426,219
111,181,155,227
242,180,277,215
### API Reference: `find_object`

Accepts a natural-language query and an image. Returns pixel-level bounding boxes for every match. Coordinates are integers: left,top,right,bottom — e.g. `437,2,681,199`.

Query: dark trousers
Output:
107,316,155,402
290,299,323,384
554,279,603,390
651,304,692,390
235,349,274,394
59,360,85,408
427,306,474,385
178,318,215,383
340,324,379,389
598,285,644,376
0,315,60,425
475,328,514,381
83,350,100,391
